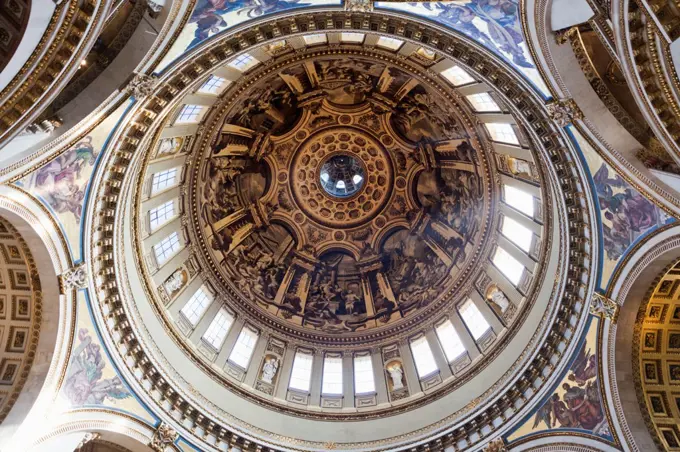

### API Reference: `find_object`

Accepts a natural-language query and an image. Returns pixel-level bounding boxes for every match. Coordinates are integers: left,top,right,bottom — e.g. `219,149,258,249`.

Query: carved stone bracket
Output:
128,73,158,99
483,438,508,452
61,262,88,291
149,422,178,451
546,98,584,127
590,292,619,323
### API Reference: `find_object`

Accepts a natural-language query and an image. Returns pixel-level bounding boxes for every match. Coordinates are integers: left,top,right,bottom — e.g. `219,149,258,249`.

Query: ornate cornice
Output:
0,0,113,147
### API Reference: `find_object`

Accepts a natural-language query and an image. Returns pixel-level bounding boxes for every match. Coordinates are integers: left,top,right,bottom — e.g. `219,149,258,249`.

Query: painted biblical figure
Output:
63,328,131,406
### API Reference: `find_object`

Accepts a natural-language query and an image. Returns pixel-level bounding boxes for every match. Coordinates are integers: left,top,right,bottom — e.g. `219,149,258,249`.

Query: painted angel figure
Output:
188,0,312,48
567,347,597,386
420,0,534,69
33,136,96,224
63,328,130,406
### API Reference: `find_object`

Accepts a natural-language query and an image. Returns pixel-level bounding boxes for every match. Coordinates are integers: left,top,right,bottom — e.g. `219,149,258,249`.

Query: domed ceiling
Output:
192,51,493,340
127,33,554,424
83,11,595,449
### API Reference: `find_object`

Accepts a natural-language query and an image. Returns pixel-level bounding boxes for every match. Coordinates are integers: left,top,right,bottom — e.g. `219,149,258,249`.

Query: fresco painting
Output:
156,0,342,71
375,0,549,96
59,291,154,422
570,127,671,288
507,316,613,443
15,102,129,262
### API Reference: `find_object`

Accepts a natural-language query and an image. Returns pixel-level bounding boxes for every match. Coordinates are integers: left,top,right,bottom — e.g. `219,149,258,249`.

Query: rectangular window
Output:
202,307,235,348
410,336,438,378
376,36,404,50
199,75,228,94
303,34,327,45
353,354,376,394
180,286,212,326
153,231,181,265
503,185,535,217
149,200,175,232
341,32,364,43
502,217,533,252
228,53,259,72
435,320,466,362
485,123,519,145
176,104,204,124
466,93,500,112
289,350,314,392
228,326,259,368
322,355,343,395
493,247,524,285
458,299,490,340
441,65,475,86
151,168,178,195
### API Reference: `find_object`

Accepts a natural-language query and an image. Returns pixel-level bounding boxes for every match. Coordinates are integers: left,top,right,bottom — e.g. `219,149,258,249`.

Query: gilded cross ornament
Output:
61,262,88,290
128,73,157,99
546,98,584,127
590,292,619,323
483,438,508,452
149,422,178,451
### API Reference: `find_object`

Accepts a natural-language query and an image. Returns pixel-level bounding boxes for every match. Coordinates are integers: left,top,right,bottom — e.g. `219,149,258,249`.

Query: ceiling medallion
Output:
194,52,493,338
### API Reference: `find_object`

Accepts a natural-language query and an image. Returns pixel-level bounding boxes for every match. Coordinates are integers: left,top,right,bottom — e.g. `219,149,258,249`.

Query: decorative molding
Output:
344,0,372,12
149,422,178,452
75,432,100,450
590,292,619,322
60,262,88,291
483,438,508,452
128,73,158,100
546,98,584,127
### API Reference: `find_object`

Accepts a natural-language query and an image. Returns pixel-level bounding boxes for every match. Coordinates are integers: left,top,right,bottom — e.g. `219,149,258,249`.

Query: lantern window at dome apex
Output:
319,154,366,198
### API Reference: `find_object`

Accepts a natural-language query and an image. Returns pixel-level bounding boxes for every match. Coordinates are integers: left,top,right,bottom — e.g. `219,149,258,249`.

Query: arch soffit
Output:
602,223,680,452
0,185,75,450
30,408,169,452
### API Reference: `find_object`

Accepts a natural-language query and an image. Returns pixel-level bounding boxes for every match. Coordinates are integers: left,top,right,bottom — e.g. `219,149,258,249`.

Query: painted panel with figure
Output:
155,0,342,72
14,102,131,262
569,127,672,289
375,0,549,96
507,316,614,444
59,290,154,422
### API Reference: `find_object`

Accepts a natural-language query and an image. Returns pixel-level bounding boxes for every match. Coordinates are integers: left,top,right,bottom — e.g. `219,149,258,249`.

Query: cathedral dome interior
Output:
3,0,680,451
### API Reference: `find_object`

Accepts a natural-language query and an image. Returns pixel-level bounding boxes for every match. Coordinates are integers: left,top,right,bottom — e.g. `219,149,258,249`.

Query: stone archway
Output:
605,223,680,451
0,185,73,451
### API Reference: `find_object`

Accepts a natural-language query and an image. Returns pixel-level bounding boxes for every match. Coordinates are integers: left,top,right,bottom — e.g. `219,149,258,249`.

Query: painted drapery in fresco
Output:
59,291,154,421
507,316,614,443
155,0,342,72
375,0,550,96
569,127,671,289
15,102,130,262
